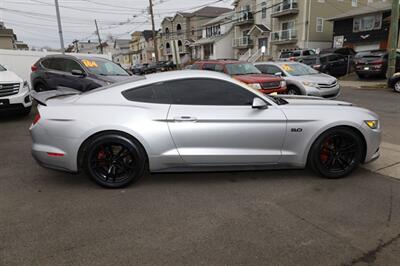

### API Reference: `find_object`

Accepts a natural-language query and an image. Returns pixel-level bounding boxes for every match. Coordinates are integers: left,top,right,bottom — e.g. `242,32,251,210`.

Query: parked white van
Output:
0,64,31,115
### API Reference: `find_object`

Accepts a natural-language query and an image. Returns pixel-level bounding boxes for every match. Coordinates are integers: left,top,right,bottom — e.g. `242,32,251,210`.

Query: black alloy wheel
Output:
85,134,146,188
309,128,363,179
287,86,300,95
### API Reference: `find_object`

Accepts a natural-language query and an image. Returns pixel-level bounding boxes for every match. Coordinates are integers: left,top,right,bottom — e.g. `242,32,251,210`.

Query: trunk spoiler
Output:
30,87,80,106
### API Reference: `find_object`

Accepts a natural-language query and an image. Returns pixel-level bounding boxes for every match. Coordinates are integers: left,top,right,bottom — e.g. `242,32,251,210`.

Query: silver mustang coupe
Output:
30,70,381,188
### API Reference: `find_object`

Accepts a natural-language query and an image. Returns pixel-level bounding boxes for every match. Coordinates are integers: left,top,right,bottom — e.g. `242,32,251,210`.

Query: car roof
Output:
195,60,244,65
255,61,300,66
42,54,111,61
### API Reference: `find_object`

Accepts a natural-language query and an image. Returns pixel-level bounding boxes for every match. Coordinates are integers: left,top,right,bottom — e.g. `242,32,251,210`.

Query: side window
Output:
267,65,282,75
203,63,216,71
41,59,52,69
255,64,268,74
64,59,84,73
214,64,224,72
49,58,67,72
191,63,201,70
292,51,301,57
122,82,171,104
168,78,256,106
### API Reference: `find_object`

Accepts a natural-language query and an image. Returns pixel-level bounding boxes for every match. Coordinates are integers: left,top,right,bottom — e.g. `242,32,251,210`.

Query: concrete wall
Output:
0,49,110,86
213,30,235,59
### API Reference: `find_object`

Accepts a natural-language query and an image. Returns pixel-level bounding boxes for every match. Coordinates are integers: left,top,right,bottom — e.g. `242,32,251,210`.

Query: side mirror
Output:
71,69,85,77
252,97,268,109
275,72,283,77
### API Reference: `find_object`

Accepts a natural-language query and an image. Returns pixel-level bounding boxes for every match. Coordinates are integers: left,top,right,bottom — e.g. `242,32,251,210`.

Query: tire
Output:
308,127,364,179
34,83,47,92
394,80,400,93
286,86,301,95
84,134,147,188
356,73,366,79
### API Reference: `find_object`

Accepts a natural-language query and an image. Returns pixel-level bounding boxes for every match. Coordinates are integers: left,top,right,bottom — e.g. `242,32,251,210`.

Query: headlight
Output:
280,80,286,87
365,120,379,129
23,81,30,91
248,83,262,90
302,81,319,88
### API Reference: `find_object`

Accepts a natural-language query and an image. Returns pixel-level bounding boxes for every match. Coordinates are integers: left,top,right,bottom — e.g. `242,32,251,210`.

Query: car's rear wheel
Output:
394,80,400,93
309,127,363,179
287,86,301,95
85,134,146,188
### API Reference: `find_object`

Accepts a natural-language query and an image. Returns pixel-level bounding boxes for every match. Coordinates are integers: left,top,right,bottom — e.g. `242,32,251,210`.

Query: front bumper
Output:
360,122,382,164
260,87,287,94
0,86,32,112
304,84,341,99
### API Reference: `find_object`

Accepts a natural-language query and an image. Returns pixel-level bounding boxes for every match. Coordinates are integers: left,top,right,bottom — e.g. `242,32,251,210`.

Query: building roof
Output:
178,6,232,18
141,30,154,42
203,11,235,26
327,2,391,21
248,24,271,35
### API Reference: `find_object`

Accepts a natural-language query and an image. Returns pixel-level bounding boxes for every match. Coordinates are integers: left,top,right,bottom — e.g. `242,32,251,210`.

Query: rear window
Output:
122,82,170,104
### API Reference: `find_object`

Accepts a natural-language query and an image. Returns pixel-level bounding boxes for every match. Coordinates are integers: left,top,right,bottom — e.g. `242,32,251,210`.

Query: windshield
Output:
225,63,261,75
280,63,319,76
0,64,6,71
81,58,129,76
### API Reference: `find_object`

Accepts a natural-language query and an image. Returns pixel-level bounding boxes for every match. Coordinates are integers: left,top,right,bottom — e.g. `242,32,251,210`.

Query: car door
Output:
60,58,91,91
166,78,287,165
43,58,65,90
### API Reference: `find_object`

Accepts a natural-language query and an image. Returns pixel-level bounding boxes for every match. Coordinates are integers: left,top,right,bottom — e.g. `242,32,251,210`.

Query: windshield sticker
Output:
82,60,98,68
282,64,293,71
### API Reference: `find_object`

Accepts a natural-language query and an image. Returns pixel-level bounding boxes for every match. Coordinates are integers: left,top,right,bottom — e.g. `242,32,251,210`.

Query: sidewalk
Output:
363,142,400,180
338,73,387,89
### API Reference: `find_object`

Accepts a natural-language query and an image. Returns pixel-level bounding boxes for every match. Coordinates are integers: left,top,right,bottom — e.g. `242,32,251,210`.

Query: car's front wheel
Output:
308,127,364,179
287,86,301,95
85,134,146,188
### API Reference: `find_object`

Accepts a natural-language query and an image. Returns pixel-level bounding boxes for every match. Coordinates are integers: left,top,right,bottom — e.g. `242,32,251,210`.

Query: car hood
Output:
0,70,23,83
287,73,336,83
95,75,131,84
277,95,352,106
233,74,281,83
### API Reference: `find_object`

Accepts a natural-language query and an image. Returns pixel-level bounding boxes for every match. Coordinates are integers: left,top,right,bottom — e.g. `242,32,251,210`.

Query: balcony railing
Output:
234,11,254,26
270,29,297,43
233,36,253,48
271,0,299,17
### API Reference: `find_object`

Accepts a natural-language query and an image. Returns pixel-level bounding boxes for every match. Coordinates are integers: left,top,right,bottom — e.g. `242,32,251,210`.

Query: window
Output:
352,0,357,7
203,63,216,71
168,78,256,106
41,59,52,69
353,13,382,32
191,63,201,70
122,82,171,104
316,17,324,33
64,59,84,73
177,24,182,32
256,64,281,75
214,64,224,72
49,58,67,72
261,2,267,19
303,50,315,56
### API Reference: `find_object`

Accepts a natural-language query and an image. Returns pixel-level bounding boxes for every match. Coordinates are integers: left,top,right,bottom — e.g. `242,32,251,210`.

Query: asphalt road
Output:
1,86,400,266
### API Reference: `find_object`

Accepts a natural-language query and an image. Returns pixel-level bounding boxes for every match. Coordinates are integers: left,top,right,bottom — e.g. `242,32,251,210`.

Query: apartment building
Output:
232,0,389,59
328,2,392,51
192,11,235,60
160,6,232,65
269,0,390,57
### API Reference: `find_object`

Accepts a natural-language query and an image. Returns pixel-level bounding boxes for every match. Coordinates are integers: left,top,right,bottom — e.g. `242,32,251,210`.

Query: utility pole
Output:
54,0,65,53
387,0,400,78
148,0,159,63
95,19,103,54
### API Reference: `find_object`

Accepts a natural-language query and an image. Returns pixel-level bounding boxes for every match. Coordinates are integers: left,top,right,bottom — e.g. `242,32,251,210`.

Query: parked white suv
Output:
0,64,31,115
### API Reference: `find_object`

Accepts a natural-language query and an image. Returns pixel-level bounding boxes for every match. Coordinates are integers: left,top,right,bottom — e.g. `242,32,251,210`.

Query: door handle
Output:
174,116,197,122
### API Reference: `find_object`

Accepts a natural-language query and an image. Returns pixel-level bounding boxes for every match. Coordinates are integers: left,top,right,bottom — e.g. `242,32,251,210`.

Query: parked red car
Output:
192,60,287,94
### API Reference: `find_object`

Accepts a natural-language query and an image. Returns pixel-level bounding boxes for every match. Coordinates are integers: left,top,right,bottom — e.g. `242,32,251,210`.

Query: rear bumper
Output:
260,87,287,94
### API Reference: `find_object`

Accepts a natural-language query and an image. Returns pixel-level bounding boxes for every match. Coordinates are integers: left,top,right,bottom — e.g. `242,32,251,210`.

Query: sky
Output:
0,0,233,49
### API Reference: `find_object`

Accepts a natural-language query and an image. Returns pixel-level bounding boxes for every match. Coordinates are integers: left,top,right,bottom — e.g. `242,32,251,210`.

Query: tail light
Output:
370,60,384,65
31,64,38,72
288,57,296,61
313,64,321,69
32,113,41,126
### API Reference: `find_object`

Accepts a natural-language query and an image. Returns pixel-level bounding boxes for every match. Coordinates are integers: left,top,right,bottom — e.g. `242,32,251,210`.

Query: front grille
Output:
318,81,337,89
261,81,281,89
0,83,20,97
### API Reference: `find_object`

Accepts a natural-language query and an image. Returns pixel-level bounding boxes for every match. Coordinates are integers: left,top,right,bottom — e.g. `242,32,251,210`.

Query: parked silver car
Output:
30,71,380,188
255,61,340,99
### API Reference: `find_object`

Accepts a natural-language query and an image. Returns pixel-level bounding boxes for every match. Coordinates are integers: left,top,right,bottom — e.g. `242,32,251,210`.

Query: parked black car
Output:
353,50,400,79
388,73,400,93
31,54,131,92
300,53,348,77
320,47,356,57
131,63,158,75
157,60,176,71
